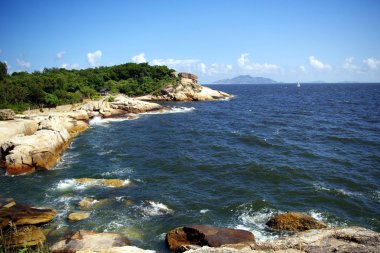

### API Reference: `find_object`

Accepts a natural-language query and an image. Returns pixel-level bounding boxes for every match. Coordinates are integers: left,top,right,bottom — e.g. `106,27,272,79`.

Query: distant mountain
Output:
213,75,278,84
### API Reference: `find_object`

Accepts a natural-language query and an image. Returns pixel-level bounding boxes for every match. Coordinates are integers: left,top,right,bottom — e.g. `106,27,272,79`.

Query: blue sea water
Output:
1,83,380,251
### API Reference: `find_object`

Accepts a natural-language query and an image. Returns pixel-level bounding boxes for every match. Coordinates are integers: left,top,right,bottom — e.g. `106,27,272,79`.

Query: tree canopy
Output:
0,62,176,112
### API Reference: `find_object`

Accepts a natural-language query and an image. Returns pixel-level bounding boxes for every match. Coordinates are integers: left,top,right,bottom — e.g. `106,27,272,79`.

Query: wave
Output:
54,178,132,191
89,115,139,126
141,106,195,115
312,183,361,197
326,135,378,146
137,200,174,217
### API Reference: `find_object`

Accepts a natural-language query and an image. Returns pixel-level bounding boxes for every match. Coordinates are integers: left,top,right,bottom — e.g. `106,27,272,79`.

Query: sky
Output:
0,0,379,83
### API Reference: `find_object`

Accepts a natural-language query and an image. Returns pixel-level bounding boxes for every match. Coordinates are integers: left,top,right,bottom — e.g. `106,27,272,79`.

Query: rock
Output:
76,246,156,253
0,197,16,208
266,212,327,232
0,109,16,120
0,204,56,226
51,230,130,253
78,197,107,209
110,95,164,113
136,73,231,102
68,212,90,221
1,116,72,175
74,178,130,188
166,225,255,252
3,225,46,248
256,226,380,253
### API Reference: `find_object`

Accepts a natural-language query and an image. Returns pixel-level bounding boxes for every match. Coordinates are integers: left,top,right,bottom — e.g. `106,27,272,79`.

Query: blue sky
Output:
0,0,379,83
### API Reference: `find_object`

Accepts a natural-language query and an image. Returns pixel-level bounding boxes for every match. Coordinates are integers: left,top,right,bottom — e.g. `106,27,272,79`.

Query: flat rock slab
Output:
51,230,130,253
166,225,255,252
0,204,56,227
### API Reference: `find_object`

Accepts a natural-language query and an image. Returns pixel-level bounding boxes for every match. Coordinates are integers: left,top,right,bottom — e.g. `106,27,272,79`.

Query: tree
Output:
0,61,7,81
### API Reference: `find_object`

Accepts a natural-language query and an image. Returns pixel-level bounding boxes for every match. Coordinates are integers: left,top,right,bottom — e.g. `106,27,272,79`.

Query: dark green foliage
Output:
0,62,175,112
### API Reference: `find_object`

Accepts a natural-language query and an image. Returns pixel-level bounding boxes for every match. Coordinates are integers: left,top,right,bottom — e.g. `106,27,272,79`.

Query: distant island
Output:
213,75,278,84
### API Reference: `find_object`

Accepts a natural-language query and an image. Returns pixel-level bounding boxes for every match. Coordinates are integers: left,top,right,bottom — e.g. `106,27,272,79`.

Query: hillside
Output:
213,75,277,84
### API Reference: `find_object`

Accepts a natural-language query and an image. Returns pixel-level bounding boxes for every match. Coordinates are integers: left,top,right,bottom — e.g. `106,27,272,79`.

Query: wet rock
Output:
110,95,164,113
74,178,130,188
3,225,46,248
0,204,56,226
78,197,111,209
0,197,16,208
68,212,90,221
166,225,255,252
266,212,327,232
51,230,130,253
0,109,15,120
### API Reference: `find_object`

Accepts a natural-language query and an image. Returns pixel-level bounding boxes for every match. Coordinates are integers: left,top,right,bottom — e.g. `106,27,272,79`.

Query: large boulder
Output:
266,212,327,232
51,230,130,253
0,204,56,226
68,212,90,221
76,246,156,253
166,225,255,252
110,95,164,113
3,225,46,248
0,109,16,120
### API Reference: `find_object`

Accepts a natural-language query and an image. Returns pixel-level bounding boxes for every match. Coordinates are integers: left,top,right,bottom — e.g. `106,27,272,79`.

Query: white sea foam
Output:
138,200,174,217
200,209,210,214
101,167,133,177
141,107,195,115
313,182,360,197
235,209,281,242
55,178,131,191
89,116,104,125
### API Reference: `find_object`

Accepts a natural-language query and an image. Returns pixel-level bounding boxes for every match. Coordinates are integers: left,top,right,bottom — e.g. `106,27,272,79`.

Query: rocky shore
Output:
0,74,231,176
1,199,379,253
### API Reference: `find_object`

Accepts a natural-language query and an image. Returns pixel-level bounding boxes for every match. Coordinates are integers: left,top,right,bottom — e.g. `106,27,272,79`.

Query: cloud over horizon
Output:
16,59,31,69
131,53,147,64
309,56,332,70
237,53,281,74
87,50,102,67
363,58,380,70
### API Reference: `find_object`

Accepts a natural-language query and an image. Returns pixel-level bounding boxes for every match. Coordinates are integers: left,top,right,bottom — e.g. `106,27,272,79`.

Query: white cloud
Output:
131,53,147,64
87,50,102,67
237,53,281,74
363,57,380,70
308,56,331,70
299,65,306,72
151,58,200,67
56,51,66,59
342,57,358,70
16,59,31,69
199,63,233,75
61,63,79,70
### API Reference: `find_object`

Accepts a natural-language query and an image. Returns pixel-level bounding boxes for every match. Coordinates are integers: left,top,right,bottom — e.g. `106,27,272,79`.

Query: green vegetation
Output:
0,62,176,112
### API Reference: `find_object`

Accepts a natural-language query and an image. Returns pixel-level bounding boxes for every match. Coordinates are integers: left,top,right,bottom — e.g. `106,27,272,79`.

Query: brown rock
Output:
68,212,90,221
3,225,46,248
78,197,112,209
0,204,56,226
0,197,16,208
74,178,129,188
51,230,130,253
266,212,327,232
0,109,16,120
166,225,255,252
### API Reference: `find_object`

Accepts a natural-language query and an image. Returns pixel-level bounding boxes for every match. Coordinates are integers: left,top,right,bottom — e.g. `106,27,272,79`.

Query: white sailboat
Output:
297,82,301,88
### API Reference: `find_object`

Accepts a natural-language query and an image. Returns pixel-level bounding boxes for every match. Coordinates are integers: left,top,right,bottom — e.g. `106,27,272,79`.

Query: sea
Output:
1,83,380,251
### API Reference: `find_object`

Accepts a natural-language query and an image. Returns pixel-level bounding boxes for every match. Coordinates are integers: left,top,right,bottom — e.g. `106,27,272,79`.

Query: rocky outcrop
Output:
266,212,327,232
0,109,16,120
182,227,380,253
3,225,46,248
137,73,231,102
0,204,56,227
166,225,255,252
0,95,166,175
78,197,111,209
51,230,130,253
